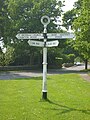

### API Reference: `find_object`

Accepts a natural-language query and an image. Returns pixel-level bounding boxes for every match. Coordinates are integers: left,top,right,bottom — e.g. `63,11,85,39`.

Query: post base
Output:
42,92,47,100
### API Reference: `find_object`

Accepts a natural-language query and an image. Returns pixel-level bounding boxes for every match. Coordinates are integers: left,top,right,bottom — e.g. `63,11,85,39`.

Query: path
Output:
0,65,90,80
80,73,90,82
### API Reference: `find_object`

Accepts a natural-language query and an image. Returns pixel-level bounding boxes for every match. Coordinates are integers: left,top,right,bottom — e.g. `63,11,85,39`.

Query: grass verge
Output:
0,74,90,120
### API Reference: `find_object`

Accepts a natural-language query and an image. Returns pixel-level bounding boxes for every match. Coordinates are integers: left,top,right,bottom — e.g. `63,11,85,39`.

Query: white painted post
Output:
42,26,47,99
16,16,74,100
41,16,50,99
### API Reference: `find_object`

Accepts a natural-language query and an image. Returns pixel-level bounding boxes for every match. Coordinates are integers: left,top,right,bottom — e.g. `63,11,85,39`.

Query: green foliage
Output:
74,57,82,62
73,41,90,60
0,46,14,66
0,0,63,42
67,54,75,63
0,74,90,120
63,0,90,68
6,0,63,34
0,0,65,66
0,0,78,67
62,0,82,30
12,41,42,66
73,0,90,61
61,39,77,64
62,9,76,30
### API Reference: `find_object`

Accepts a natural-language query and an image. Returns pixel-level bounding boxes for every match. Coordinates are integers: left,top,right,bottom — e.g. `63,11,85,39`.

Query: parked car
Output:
74,62,81,66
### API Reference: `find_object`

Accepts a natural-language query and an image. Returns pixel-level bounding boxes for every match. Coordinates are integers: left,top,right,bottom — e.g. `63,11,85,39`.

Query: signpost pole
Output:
16,15,74,100
42,25,47,99
41,16,50,99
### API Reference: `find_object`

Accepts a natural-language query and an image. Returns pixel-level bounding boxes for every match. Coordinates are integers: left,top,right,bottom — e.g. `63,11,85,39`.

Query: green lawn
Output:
0,74,90,120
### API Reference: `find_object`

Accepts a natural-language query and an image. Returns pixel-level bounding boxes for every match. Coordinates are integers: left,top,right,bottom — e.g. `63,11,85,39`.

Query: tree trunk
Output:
85,59,88,70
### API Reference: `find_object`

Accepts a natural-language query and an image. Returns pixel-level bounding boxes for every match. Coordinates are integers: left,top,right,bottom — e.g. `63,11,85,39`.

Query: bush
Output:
63,63,74,67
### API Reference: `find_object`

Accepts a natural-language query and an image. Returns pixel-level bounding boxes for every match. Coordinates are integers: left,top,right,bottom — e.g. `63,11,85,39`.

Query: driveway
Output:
0,71,43,80
0,64,90,80
64,64,90,71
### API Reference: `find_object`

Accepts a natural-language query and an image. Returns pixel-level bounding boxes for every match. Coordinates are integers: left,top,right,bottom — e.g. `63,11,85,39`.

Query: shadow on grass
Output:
40,99,90,115
7,76,42,81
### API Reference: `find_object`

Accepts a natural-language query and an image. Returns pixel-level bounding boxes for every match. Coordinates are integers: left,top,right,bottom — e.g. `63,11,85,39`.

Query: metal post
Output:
42,25,47,99
41,16,50,100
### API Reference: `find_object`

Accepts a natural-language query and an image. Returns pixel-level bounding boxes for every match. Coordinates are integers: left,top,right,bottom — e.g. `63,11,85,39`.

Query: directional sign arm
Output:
28,40,44,47
46,40,59,47
16,33,44,39
47,33,75,39
16,32,74,40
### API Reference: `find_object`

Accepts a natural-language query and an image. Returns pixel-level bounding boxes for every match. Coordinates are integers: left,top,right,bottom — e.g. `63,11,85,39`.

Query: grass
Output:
0,74,90,120
80,69,90,72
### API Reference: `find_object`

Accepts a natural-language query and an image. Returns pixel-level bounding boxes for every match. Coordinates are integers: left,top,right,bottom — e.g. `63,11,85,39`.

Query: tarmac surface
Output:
0,64,90,80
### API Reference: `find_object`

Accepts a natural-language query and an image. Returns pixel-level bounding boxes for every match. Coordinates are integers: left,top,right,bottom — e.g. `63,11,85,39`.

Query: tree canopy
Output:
0,0,66,67
1,0,89,69
73,0,90,69
63,0,90,69
0,0,64,44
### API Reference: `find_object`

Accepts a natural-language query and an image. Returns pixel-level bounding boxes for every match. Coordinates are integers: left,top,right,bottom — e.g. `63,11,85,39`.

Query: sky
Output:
62,0,78,12
60,0,78,32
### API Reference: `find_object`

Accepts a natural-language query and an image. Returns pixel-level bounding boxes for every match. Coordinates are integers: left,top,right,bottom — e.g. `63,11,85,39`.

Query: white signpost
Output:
47,33,74,39
16,33,74,40
16,33,43,40
16,16,74,100
28,40,44,47
28,40,59,47
46,40,59,47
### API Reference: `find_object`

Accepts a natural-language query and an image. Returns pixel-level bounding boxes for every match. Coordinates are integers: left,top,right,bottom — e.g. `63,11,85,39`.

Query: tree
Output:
6,0,63,35
6,0,64,66
62,9,76,30
0,0,11,44
62,0,90,69
0,46,15,66
62,0,82,30
73,0,90,69
1,0,67,67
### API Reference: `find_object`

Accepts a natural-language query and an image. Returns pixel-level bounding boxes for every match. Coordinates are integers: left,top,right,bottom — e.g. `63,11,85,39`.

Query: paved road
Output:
65,64,90,71
0,71,43,80
0,65,90,80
